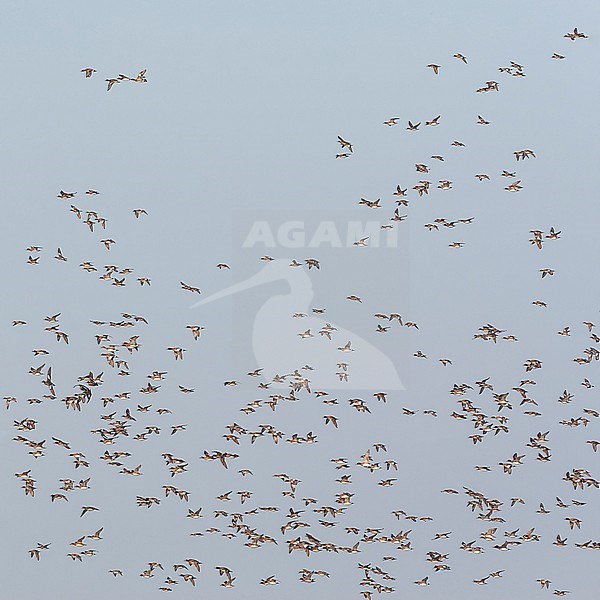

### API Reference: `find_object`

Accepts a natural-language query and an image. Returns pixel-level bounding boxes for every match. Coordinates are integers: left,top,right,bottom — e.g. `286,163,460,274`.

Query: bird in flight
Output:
106,78,120,91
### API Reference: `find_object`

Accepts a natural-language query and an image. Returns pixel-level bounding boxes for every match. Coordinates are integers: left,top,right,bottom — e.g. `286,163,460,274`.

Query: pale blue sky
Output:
1,1,599,598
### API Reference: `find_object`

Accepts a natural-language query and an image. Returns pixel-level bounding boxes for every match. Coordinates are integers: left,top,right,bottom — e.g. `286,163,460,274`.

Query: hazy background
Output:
1,1,599,598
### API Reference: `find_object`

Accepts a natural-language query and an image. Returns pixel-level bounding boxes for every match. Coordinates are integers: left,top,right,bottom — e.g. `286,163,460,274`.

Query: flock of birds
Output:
81,66,148,91
4,24,597,599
